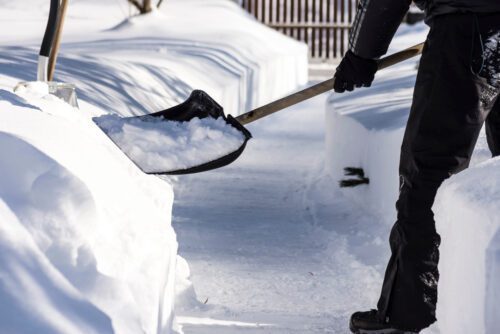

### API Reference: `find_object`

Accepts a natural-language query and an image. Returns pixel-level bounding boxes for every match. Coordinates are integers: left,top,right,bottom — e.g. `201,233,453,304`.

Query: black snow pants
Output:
376,13,500,332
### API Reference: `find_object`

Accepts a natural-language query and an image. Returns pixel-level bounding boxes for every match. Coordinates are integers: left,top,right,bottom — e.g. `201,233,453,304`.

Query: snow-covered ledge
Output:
325,63,417,224
0,85,178,334
325,23,428,224
434,158,500,334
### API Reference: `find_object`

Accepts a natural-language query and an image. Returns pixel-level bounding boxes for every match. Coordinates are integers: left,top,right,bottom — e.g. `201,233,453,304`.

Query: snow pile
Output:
325,24,429,222
325,24,453,223
0,0,308,118
0,83,178,334
95,114,246,173
434,158,500,334
325,63,420,222
0,200,113,334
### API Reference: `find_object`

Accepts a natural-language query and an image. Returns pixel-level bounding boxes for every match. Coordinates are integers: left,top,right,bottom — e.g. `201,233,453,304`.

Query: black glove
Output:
333,50,378,93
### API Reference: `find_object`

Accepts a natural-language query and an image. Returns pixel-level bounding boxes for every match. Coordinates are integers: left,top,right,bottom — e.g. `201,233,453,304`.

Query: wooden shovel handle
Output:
48,0,69,81
235,42,424,125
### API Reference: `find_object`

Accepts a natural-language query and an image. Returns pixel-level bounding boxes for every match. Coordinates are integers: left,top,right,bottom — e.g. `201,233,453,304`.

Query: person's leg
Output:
375,14,500,332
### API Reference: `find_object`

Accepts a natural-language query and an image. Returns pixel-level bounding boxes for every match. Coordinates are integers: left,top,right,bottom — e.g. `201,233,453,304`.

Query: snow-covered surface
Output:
0,0,308,118
326,23,429,223
95,114,246,173
0,83,178,333
171,90,389,333
434,158,500,334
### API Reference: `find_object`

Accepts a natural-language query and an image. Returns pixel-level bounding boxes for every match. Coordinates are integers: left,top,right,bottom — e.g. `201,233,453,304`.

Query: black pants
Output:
376,13,500,331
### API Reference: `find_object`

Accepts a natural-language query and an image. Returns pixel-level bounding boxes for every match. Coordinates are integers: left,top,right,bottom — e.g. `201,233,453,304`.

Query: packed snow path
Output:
171,86,405,333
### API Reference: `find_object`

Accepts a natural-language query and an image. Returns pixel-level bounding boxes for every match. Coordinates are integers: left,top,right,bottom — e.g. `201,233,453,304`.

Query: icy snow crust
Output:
95,114,246,173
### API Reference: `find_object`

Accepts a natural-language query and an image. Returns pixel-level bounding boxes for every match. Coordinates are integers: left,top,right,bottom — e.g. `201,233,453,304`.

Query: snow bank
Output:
434,158,500,334
0,85,178,334
325,63,416,222
95,114,245,173
325,23,492,223
0,0,308,118
325,24,428,222
0,200,113,334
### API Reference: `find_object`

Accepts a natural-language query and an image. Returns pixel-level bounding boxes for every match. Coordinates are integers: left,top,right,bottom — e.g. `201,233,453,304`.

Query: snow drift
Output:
325,62,417,222
0,85,178,334
434,158,500,334
325,23,429,223
0,0,308,119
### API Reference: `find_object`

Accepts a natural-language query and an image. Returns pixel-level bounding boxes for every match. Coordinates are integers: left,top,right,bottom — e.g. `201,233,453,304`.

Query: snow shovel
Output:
123,42,424,175
15,0,78,108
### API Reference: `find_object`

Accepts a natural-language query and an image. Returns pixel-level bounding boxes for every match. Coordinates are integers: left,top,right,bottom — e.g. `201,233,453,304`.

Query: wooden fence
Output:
241,0,358,59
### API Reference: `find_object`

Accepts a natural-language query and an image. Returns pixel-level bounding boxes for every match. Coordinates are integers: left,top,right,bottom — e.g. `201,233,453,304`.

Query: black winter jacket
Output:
349,0,500,59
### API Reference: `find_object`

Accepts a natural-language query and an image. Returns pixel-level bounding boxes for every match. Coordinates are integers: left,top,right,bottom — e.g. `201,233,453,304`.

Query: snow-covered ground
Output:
171,89,392,333
0,0,307,117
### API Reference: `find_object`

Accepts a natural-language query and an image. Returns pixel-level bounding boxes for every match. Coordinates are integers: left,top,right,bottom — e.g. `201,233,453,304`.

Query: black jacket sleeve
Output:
349,0,412,59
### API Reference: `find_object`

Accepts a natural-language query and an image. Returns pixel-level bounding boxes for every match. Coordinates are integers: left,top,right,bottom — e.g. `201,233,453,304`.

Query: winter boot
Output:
349,310,419,334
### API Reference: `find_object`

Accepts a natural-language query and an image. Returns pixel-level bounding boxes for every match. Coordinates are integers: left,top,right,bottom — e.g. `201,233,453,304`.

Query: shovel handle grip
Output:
38,0,60,81
40,0,60,58
235,42,425,125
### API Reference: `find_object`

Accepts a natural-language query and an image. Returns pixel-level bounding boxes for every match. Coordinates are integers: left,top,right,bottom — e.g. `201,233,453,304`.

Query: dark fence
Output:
241,0,358,59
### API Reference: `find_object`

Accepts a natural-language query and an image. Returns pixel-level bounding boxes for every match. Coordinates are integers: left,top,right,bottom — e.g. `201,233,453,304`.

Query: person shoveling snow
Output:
333,0,500,333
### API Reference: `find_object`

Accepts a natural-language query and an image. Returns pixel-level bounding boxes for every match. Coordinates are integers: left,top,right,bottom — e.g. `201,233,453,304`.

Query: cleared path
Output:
172,86,395,333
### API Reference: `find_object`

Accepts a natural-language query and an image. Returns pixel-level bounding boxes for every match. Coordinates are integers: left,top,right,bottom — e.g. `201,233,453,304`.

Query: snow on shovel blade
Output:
94,90,252,175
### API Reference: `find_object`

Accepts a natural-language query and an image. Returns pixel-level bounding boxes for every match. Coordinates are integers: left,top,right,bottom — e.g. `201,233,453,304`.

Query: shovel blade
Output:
96,90,252,176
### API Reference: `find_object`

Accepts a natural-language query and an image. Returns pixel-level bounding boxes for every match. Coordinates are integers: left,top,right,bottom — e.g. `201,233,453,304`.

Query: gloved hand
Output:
333,50,378,93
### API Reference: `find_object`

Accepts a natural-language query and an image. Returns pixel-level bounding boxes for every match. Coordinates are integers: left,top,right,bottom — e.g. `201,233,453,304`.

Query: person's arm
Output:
334,0,412,93
350,0,412,59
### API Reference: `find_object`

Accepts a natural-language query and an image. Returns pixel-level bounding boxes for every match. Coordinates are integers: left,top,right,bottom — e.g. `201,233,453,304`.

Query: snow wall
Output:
325,23,499,333
434,159,500,334
325,61,415,223
0,0,308,118
0,86,178,334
